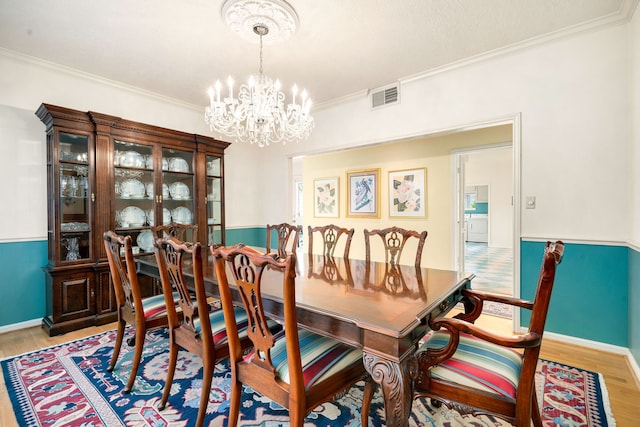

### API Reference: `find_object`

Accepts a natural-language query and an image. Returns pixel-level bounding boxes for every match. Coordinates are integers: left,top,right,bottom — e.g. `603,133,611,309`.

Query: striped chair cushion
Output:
193,307,261,344
247,328,362,390
141,292,180,320
420,331,523,399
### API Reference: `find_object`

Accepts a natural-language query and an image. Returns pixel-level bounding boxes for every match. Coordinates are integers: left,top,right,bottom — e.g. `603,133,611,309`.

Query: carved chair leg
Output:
227,379,241,427
361,377,375,427
531,388,543,427
159,339,179,410
124,328,145,393
194,357,214,427
107,319,126,372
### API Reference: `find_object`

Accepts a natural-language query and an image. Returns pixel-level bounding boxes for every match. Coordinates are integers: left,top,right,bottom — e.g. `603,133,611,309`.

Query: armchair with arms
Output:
413,240,565,426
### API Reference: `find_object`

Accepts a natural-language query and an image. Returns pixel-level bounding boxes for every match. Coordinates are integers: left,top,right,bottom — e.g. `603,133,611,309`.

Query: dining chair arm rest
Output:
454,288,534,323
463,288,534,310
429,316,542,351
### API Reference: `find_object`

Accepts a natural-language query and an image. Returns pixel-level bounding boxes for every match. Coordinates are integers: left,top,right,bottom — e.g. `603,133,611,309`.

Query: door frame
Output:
451,114,521,330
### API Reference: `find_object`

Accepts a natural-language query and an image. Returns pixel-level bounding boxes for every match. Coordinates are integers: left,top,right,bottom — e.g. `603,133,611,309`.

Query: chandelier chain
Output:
259,31,263,76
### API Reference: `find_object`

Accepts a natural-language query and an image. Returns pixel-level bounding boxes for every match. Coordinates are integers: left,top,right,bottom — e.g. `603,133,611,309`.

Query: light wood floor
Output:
1,318,639,426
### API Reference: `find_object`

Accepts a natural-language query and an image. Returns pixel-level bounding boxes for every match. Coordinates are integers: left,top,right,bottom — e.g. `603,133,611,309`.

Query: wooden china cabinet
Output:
37,104,230,336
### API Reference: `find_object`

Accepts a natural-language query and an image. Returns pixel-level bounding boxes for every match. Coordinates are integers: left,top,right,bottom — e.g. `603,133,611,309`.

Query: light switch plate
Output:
526,196,536,209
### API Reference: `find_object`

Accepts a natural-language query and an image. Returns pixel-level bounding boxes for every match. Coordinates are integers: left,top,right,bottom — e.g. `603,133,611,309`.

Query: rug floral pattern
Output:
1,328,615,426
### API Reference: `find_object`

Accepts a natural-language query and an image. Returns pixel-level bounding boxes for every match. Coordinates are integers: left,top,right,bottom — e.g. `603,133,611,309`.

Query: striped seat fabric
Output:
421,331,523,399
193,308,282,344
141,292,180,320
194,307,248,343
246,328,363,390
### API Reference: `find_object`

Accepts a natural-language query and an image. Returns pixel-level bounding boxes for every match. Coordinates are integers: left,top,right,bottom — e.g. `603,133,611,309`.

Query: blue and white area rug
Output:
1,327,615,426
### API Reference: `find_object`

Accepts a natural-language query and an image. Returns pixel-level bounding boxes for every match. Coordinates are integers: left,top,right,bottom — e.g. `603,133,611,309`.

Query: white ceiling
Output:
0,0,634,108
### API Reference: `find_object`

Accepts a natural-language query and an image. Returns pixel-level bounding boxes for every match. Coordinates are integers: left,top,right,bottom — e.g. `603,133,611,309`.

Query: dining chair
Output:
307,224,354,258
154,237,261,427
266,222,301,259
364,226,428,268
210,244,370,427
151,222,198,242
103,230,180,393
412,240,565,426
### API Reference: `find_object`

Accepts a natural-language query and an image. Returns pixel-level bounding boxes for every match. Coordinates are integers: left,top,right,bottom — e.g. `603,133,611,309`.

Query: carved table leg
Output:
363,352,418,427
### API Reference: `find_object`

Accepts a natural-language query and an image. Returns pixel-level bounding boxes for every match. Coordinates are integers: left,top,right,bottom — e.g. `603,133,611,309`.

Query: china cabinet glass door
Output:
162,148,196,242
113,139,155,253
59,132,91,263
206,156,223,245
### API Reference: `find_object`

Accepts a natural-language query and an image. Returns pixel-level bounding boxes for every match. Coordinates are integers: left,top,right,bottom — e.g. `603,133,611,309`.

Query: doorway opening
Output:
458,146,514,297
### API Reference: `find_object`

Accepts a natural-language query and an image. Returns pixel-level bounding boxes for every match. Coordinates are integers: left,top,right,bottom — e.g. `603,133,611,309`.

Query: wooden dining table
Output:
136,250,474,427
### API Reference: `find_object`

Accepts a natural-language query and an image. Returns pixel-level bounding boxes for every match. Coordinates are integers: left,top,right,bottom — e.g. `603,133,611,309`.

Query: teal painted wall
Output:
0,240,48,327
629,247,640,366
225,227,266,247
465,202,488,214
520,241,628,347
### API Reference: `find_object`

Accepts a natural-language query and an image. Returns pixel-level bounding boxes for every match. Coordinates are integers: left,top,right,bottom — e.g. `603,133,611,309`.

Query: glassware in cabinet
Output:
206,154,223,245
59,132,91,262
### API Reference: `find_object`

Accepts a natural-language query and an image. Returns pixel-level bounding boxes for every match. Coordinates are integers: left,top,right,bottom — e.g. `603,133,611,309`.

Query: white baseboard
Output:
0,318,41,335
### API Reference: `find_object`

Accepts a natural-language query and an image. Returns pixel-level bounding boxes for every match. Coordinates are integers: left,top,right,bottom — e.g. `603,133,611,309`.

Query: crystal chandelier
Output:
204,0,313,148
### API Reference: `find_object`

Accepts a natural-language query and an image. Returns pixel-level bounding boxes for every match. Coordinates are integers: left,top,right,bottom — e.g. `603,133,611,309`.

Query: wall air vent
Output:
371,84,399,109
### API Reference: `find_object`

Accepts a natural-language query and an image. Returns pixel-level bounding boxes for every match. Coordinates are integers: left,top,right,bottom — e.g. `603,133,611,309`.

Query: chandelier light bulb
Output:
227,76,234,99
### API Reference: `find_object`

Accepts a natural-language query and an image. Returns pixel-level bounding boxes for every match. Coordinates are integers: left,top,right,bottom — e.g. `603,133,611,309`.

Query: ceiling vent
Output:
371,84,399,109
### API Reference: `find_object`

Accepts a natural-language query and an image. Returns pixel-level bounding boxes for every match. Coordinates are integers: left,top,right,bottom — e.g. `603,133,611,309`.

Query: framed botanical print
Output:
346,169,380,218
313,177,339,217
389,168,427,217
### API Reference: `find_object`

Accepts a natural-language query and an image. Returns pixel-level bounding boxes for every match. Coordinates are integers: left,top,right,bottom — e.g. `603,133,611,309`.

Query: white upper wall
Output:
0,16,635,243
0,51,262,239
274,23,632,243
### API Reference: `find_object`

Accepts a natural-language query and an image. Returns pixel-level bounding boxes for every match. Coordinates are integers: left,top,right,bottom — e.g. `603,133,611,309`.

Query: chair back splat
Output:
412,240,565,427
308,224,354,258
211,244,370,427
266,223,300,259
151,222,198,242
364,226,427,268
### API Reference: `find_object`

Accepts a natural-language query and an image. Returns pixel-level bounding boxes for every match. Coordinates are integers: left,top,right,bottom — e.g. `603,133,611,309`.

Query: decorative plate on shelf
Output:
145,208,172,226
145,182,153,198
163,208,172,225
136,230,155,252
162,158,169,170
168,157,190,172
169,182,190,199
172,206,193,225
119,151,145,168
145,155,154,169
120,206,146,227
120,179,146,198
162,183,170,198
